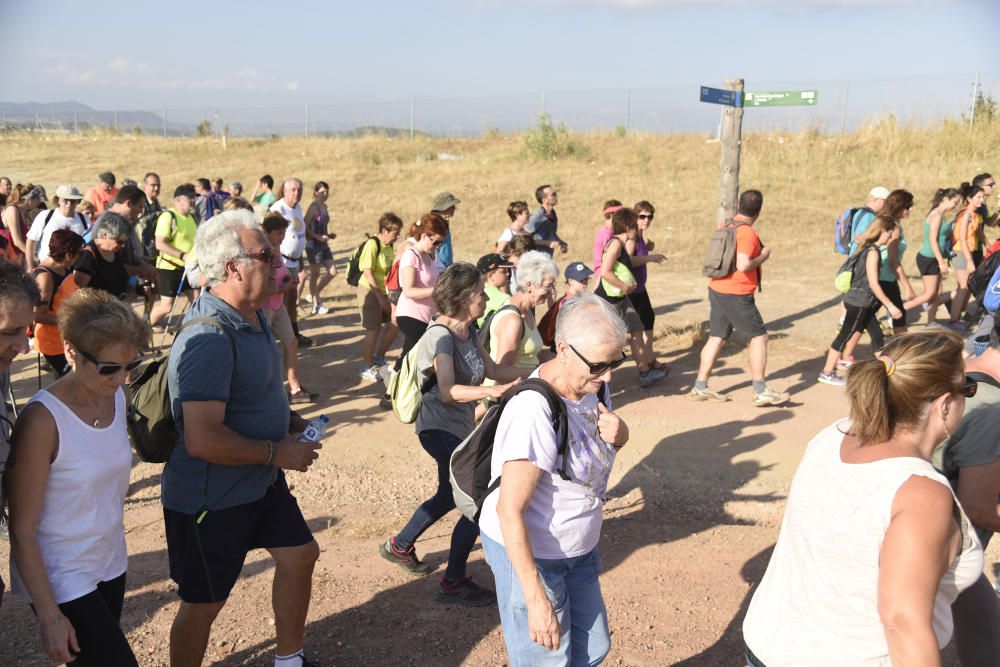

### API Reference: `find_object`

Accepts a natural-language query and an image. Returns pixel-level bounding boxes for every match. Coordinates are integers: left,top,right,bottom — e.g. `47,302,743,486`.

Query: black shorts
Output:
628,290,656,331
916,253,941,276
305,243,333,265
163,472,313,604
708,289,766,339
878,280,906,329
158,267,191,296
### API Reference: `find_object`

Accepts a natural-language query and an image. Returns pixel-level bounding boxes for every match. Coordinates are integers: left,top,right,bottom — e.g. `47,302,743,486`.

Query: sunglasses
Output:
960,374,978,398
638,214,654,220
431,238,445,247
568,344,627,375
240,248,276,264
77,348,144,376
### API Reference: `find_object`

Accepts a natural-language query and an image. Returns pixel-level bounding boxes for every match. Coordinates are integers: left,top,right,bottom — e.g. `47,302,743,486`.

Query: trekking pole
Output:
159,269,189,349
36,353,42,390
8,381,18,419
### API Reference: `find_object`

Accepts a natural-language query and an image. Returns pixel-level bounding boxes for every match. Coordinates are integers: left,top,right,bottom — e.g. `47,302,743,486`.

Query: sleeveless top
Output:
952,207,983,253
877,222,907,283
0,204,28,258
484,306,543,388
743,421,983,666
306,202,330,252
918,215,952,259
10,388,131,604
30,266,78,356
594,237,634,304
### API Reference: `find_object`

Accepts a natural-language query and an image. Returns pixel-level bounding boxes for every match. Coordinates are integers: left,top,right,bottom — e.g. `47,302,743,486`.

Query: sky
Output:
3,0,999,133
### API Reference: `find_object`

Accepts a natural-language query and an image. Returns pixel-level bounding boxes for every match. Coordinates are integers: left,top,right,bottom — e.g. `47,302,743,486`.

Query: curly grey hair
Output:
513,250,558,292
195,210,262,287
93,212,131,241
555,293,627,350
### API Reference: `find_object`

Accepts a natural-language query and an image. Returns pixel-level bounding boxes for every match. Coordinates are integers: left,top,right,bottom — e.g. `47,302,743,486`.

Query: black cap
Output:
477,253,514,274
173,183,196,199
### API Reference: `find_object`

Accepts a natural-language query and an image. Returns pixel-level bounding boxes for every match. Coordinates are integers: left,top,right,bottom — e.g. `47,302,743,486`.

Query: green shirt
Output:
918,216,953,259
477,283,511,327
253,192,277,207
154,209,198,270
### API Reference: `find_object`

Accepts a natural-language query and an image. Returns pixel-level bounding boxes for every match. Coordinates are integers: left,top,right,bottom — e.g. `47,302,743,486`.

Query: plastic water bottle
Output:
299,415,329,443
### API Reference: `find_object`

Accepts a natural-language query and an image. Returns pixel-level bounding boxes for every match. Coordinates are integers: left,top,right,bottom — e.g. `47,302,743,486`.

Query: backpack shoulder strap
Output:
500,377,571,480
966,371,1000,391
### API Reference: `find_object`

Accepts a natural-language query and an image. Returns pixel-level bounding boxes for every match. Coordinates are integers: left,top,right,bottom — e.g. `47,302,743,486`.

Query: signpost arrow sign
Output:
743,90,819,107
700,86,744,107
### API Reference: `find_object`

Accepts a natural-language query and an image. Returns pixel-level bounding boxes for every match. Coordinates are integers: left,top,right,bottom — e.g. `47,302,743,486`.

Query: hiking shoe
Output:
311,304,329,315
296,333,314,348
437,576,496,607
817,372,846,387
688,386,729,402
360,365,381,382
638,367,667,388
288,388,318,404
752,386,790,407
379,537,433,576
836,355,856,368
379,393,394,410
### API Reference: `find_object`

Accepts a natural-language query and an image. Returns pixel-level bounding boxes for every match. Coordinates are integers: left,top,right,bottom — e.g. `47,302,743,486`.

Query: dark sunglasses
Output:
77,348,144,376
568,344,627,375
432,238,445,248
240,248,276,264
961,375,978,398
638,213,654,220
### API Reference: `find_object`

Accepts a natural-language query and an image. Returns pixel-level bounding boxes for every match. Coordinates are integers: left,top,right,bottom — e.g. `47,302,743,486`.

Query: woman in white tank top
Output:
743,330,984,667
7,288,149,666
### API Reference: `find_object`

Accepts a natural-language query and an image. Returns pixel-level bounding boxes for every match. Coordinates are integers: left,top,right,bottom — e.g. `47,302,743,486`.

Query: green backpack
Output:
126,317,235,462
389,323,451,424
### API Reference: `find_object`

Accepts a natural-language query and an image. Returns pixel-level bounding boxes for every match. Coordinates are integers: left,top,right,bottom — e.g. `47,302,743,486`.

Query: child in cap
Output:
538,261,594,349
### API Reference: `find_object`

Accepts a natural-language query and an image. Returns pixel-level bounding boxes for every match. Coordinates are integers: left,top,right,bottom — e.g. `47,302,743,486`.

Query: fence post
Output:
970,71,981,127
305,104,309,139
409,99,415,140
840,81,849,134
716,78,744,225
162,109,167,138
541,90,546,116
113,110,118,132
625,89,631,132
73,111,78,134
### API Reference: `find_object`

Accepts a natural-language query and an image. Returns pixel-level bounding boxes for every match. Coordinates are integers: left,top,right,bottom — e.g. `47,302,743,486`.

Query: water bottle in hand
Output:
299,415,329,443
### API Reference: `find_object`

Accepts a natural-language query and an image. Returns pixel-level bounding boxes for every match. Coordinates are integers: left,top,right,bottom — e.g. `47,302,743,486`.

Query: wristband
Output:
264,440,275,466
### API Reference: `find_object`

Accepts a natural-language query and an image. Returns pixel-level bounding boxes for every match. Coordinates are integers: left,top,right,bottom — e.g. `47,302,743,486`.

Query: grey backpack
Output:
701,219,748,279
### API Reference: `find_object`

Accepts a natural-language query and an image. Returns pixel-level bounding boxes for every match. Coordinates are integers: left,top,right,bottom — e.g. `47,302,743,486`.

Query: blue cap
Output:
564,262,594,282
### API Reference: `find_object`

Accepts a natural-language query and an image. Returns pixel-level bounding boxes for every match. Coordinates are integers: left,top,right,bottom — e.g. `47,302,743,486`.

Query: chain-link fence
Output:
3,72,997,138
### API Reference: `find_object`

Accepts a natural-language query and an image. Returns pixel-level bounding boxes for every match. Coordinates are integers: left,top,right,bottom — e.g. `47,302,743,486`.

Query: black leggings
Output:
394,315,429,372
45,573,138,666
832,303,880,352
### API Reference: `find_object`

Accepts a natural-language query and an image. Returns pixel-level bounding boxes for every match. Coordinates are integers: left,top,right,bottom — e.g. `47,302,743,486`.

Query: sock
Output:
292,322,301,337
695,380,708,391
275,649,303,667
752,380,767,394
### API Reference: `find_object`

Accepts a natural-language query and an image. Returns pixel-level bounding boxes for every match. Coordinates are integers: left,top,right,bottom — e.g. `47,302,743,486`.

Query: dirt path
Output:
1,266,997,666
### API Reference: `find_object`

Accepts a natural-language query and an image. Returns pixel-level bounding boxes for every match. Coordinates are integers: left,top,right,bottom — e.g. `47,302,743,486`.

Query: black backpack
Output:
345,236,380,287
140,209,177,263
968,250,1000,298
449,377,610,524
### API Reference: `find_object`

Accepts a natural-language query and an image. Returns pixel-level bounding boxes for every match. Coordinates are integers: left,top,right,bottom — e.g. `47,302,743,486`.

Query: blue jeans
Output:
395,429,480,581
482,532,610,666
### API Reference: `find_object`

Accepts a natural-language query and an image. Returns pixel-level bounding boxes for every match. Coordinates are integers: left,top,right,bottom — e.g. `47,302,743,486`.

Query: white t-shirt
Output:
497,227,515,245
27,210,91,261
742,420,984,666
270,200,306,263
478,372,616,559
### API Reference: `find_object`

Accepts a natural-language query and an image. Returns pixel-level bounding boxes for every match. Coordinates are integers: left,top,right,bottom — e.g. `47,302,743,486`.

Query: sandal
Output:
288,388,319,404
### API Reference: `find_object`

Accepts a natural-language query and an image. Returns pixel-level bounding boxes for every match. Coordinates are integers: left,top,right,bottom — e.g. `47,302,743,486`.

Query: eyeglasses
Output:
539,281,556,292
431,238,445,248
960,374,978,398
985,182,996,189
239,248,276,264
638,214,654,220
567,344,627,375
77,348,144,376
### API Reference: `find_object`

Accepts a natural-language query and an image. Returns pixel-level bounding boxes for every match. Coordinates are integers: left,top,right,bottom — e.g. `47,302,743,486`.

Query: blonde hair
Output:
58,288,149,354
846,330,964,447
853,214,894,250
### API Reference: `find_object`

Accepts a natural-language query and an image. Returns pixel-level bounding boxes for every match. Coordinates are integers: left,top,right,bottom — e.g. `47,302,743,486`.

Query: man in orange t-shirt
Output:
690,189,789,407
84,171,119,215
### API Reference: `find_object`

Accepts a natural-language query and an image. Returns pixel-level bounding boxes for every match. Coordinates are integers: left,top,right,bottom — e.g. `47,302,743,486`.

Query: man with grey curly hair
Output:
163,209,323,667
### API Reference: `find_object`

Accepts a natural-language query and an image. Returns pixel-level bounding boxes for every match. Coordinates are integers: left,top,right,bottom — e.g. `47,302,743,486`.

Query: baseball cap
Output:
174,183,197,199
477,253,513,274
431,192,461,212
564,262,594,282
869,186,890,200
99,171,116,186
55,184,83,200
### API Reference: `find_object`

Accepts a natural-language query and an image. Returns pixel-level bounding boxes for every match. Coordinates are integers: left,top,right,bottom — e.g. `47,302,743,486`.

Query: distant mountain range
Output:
0,100,96,115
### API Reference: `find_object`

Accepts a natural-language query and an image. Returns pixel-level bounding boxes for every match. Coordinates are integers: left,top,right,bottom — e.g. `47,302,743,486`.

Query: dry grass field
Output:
0,121,998,666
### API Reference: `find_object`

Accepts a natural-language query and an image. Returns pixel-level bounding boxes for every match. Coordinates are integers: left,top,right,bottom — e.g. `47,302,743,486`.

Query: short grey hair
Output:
514,250,558,292
195,210,261,287
282,177,303,193
555,293,627,350
94,212,131,241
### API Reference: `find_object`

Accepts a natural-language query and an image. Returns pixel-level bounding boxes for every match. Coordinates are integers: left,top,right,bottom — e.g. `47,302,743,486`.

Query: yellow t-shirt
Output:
154,209,198,270
357,237,393,290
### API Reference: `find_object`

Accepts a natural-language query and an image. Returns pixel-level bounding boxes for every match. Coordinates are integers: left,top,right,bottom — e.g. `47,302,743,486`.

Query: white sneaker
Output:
311,304,329,315
377,365,393,385
817,372,846,387
359,365,381,382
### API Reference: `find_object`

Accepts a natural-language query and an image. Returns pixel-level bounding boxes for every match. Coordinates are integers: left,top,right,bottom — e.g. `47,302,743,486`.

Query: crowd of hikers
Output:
0,168,997,666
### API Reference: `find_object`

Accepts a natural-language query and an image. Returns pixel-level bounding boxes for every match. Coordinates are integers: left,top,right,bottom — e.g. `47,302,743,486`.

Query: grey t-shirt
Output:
414,323,485,439
527,207,559,249
162,291,289,514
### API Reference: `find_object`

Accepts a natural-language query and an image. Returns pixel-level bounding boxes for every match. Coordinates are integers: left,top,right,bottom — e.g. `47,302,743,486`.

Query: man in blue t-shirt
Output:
527,184,567,256
163,210,323,667
848,185,889,254
430,191,460,268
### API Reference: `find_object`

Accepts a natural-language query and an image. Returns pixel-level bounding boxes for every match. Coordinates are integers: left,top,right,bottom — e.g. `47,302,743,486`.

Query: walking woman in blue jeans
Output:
479,293,631,666
380,262,530,605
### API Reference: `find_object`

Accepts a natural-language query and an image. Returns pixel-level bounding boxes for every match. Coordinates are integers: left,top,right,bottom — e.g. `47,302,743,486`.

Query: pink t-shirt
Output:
394,247,440,323
593,225,614,275
263,264,290,311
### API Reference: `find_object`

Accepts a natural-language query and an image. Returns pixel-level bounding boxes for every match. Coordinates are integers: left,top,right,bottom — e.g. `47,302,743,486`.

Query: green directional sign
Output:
743,90,819,107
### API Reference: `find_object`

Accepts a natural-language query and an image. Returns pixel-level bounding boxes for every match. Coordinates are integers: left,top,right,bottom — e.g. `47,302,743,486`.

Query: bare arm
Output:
433,352,515,404
956,459,1000,533
736,247,770,272
629,253,666,267
25,239,36,268
878,475,959,667
474,326,532,383
599,239,633,294
491,311,523,368
303,203,318,241
867,249,903,319
2,207,27,258
32,272,58,326
496,460,562,651
7,404,81,663
180,400,320,471
956,212,973,266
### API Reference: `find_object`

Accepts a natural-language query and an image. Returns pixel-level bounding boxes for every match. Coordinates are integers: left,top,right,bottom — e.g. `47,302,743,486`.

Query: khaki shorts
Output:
358,287,389,330
265,304,294,344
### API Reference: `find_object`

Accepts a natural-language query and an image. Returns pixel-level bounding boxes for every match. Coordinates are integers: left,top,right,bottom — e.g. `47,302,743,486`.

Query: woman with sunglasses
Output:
380,263,530,604
71,212,132,300
744,330,983,667
392,213,448,372
7,288,149,666
628,200,667,372
303,180,337,315
478,293,629,665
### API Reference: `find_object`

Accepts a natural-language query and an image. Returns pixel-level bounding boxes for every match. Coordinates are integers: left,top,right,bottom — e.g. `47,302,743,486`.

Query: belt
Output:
282,254,302,262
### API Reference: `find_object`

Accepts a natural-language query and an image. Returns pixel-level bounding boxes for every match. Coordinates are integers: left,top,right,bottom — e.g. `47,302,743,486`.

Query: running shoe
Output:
752,387,790,407
379,537,433,576
359,365,381,382
639,367,667,388
437,576,496,607
817,372,846,387
688,386,729,402
311,304,329,316
296,333,314,348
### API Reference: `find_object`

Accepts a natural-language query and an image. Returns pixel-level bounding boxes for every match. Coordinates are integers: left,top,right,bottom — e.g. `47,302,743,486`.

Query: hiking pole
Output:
159,269,189,349
8,381,18,419
36,353,42,391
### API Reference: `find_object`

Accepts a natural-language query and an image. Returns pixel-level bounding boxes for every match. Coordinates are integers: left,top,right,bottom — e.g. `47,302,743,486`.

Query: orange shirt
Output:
33,270,79,356
709,222,761,295
85,185,118,215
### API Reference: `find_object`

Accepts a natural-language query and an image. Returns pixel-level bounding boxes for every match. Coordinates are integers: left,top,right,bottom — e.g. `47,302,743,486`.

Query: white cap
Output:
869,186,890,200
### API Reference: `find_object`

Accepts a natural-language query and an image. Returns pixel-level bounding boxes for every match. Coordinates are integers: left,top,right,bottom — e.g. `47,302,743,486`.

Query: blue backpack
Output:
834,207,861,255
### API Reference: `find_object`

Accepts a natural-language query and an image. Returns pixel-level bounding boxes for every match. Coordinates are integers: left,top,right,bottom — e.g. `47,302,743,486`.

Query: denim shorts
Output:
482,532,610,667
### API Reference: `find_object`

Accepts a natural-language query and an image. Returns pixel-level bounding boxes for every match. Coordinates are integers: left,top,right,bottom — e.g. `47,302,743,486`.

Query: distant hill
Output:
0,100,95,115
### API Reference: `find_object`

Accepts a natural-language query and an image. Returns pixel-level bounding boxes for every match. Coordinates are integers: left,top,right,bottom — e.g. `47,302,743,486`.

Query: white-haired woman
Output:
479,293,630,666
72,212,132,299
486,250,558,379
